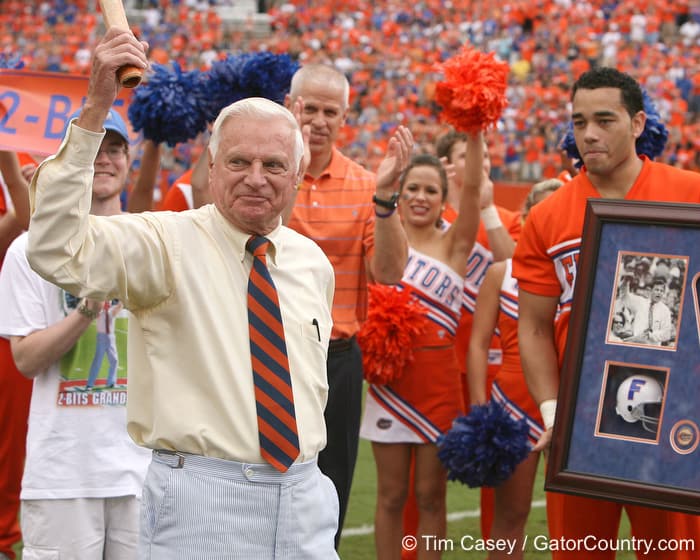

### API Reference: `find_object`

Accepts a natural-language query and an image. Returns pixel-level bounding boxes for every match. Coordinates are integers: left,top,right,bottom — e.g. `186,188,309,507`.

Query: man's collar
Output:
305,147,349,182
210,207,284,264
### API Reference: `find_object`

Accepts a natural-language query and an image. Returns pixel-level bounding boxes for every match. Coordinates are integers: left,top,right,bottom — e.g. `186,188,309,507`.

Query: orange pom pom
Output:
357,284,429,385
434,46,509,133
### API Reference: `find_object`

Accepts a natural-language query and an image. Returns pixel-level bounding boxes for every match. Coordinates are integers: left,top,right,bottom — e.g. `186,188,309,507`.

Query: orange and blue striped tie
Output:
246,235,300,472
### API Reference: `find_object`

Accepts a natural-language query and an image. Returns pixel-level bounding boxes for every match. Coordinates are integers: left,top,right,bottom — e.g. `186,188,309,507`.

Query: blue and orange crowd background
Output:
2,0,699,211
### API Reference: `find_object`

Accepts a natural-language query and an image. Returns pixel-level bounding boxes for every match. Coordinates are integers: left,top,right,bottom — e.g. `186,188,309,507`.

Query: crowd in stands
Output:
2,0,700,190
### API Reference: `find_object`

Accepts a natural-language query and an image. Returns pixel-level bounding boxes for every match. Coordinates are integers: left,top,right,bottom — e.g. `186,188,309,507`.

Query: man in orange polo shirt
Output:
285,64,411,547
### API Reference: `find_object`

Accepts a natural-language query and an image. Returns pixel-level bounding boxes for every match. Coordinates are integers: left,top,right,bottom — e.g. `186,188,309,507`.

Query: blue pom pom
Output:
560,122,581,168
0,53,24,69
437,401,530,488
127,62,209,146
203,53,254,122
560,88,669,168
636,89,668,161
203,52,299,121
237,52,299,104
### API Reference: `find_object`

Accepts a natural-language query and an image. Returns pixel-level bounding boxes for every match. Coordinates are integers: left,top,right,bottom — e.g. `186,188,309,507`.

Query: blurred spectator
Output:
2,0,699,195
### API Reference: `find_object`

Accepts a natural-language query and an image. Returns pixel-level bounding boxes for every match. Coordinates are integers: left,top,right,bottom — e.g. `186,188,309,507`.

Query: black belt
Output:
328,336,354,354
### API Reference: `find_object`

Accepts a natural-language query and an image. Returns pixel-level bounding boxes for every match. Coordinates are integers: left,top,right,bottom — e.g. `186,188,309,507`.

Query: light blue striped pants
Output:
139,451,339,559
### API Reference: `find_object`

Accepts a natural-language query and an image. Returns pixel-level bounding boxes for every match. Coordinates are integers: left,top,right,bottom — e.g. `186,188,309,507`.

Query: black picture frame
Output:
546,199,700,515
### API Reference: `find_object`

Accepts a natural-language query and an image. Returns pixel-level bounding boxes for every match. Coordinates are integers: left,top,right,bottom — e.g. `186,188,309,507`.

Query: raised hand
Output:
80,29,148,132
290,96,311,179
20,162,37,184
376,126,413,195
479,174,494,209
439,156,456,186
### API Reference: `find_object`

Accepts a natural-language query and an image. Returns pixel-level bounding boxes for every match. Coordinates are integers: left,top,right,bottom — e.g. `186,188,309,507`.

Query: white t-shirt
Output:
0,233,150,500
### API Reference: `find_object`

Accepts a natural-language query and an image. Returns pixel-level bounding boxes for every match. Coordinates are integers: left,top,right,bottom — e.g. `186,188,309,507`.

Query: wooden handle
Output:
99,0,143,88
117,66,143,88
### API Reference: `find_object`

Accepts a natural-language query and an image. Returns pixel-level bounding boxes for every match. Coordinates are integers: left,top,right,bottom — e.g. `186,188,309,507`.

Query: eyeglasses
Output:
96,145,127,160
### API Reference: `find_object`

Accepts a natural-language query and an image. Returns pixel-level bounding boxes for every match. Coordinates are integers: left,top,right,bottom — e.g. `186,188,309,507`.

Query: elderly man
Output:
25,29,341,559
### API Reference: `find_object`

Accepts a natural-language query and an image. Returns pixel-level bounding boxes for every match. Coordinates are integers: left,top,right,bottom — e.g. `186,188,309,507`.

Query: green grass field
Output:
338,436,636,559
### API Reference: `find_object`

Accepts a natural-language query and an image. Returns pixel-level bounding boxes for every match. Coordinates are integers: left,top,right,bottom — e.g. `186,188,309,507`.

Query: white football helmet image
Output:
615,375,664,433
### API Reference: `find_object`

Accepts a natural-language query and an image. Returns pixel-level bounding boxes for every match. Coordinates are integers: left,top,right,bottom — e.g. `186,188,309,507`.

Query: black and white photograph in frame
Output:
607,251,688,350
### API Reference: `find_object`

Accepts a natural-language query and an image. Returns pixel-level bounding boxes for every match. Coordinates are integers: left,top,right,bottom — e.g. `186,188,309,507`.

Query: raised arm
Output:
370,125,413,284
445,132,483,271
26,30,171,309
0,151,31,263
191,145,213,209
517,289,560,453
126,139,161,213
0,151,30,229
479,177,515,261
466,261,504,405
0,212,23,264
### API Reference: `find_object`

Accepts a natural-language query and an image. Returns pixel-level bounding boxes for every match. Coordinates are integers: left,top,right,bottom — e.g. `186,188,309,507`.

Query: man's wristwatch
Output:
77,301,99,320
372,192,400,209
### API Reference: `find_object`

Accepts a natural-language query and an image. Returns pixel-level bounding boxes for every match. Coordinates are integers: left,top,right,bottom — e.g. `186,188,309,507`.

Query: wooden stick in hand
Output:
99,0,143,88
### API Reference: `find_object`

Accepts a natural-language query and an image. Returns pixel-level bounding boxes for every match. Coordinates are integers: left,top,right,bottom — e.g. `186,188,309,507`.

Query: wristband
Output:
375,207,396,218
539,399,557,430
481,205,503,230
77,301,99,321
373,192,400,210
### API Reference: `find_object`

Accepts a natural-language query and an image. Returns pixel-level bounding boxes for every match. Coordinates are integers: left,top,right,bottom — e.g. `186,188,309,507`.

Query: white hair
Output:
209,97,304,174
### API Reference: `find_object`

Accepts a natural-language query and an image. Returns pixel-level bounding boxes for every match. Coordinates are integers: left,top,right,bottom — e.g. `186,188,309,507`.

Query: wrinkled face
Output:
399,165,444,228
571,87,644,179
92,131,128,202
209,115,297,235
292,78,347,161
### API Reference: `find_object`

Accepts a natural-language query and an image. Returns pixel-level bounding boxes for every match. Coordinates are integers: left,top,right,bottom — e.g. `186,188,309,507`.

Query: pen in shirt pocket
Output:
312,318,321,341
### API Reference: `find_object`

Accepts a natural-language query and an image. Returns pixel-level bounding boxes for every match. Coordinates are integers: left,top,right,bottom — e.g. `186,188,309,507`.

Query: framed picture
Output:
546,199,700,515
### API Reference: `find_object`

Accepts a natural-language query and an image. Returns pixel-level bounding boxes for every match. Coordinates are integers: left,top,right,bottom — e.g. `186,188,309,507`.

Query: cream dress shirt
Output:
26,123,335,464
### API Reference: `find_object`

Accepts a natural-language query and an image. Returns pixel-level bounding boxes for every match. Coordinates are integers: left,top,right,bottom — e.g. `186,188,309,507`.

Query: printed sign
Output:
0,69,135,155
